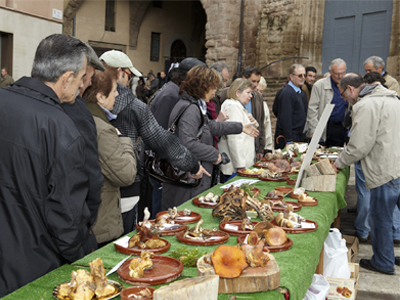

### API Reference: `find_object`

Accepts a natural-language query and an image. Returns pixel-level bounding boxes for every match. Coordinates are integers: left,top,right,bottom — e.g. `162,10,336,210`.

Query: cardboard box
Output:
326,263,359,300
343,235,359,263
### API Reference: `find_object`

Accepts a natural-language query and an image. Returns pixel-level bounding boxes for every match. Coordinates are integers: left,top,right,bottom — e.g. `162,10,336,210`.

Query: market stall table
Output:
2,167,349,300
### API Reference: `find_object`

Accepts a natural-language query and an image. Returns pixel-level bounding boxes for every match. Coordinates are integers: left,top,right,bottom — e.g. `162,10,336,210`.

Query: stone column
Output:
387,0,400,80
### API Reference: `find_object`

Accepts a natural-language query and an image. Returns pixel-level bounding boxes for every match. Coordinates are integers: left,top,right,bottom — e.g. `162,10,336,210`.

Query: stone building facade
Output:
62,0,400,79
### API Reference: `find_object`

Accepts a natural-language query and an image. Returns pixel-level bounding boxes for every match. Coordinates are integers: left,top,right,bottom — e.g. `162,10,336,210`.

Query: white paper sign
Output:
295,104,335,189
113,235,130,248
224,224,239,230
301,222,316,229
220,179,260,189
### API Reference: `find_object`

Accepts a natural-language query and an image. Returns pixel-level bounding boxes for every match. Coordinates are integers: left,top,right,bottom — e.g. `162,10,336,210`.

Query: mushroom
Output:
205,192,214,201
264,227,287,246
211,245,248,278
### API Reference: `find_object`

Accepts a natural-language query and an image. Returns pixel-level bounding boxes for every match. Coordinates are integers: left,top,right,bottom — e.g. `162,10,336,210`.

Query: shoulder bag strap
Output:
169,103,205,139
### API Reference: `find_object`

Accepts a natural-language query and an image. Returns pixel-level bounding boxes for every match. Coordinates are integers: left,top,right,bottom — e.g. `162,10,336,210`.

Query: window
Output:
0,32,13,76
150,33,161,62
153,0,162,8
105,0,115,32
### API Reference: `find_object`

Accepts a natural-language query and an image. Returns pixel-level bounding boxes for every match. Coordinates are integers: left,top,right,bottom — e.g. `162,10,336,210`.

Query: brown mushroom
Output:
264,227,287,246
211,245,248,278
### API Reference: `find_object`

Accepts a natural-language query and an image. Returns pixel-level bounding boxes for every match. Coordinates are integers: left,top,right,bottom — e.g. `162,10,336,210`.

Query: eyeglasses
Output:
293,74,306,78
122,69,132,79
340,87,347,97
333,72,346,76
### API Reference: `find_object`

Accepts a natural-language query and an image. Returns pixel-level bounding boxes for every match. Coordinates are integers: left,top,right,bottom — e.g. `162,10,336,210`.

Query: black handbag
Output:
144,104,204,187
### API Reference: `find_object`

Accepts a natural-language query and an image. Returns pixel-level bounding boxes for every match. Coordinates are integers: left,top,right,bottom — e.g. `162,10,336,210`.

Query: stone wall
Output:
387,0,400,81
202,0,262,76
256,0,324,77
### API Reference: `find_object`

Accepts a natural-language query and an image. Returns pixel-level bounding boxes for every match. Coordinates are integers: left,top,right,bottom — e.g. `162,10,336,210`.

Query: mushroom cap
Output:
264,227,287,246
211,245,248,278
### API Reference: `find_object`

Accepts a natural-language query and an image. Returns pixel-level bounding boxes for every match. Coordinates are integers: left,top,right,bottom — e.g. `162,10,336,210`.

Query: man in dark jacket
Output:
61,44,105,251
274,64,308,149
0,34,92,297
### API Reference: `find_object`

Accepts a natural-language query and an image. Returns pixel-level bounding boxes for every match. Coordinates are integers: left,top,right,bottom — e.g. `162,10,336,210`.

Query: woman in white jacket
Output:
218,78,256,177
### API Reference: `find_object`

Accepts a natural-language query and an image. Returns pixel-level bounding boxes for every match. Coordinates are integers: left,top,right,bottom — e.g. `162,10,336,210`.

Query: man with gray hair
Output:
364,55,400,95
274,64,308,149
0,34,93,297
304,58,348,147
62,44,106,250
334,73,400,275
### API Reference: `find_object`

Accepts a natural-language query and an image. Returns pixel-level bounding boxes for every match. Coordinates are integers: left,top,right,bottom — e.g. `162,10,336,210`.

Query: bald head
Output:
339,73,364,105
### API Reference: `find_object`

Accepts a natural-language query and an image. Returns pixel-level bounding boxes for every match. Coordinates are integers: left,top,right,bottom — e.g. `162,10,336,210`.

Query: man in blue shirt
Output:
274,64,308,149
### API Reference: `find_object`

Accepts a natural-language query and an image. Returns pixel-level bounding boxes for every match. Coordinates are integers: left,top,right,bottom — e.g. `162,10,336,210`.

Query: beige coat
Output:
218,99,255,175
87,102,137,244
303,76,333,141
383,73,400,95
263,101,273,151
336,85,400,189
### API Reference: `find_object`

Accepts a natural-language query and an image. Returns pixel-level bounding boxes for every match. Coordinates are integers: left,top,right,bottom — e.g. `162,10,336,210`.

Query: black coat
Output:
0,77,92,297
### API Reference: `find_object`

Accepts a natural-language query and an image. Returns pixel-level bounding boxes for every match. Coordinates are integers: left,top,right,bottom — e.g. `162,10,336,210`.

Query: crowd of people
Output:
1,33,400,297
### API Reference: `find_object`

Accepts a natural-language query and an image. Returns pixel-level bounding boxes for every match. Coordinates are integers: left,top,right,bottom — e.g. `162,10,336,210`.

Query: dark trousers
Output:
325,122,348,147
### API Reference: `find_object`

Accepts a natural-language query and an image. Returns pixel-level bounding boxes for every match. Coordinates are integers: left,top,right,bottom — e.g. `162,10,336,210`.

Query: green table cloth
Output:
3,167,349,300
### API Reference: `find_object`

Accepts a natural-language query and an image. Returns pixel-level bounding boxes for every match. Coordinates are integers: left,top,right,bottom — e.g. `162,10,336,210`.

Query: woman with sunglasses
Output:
274,64,308,149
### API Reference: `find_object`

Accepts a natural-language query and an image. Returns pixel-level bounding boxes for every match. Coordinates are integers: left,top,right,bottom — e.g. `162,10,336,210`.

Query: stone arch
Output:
63,0,85,35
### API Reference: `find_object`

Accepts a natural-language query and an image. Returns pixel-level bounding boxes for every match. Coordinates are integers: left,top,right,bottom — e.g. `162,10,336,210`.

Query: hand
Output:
213,154,222,165
115,128,122,135
242,121,259,137
332,161,340,170
189,164,211,179
256,153,263,161
216,109,229,122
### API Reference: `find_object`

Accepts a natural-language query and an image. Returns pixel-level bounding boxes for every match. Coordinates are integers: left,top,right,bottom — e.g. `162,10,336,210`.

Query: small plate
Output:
270,200,302,212
120,286,155,300
155,211,201,225
286,179,297,186
289,191,309,199
219,220,258,236
192,197,218,208
270,219,318,233
114,238,171,255
275,186,293,193
237,235,293,252
237,169,264,178
53,279,123,300
136,220,187,236
118,256,183,286
176,230,229,246
298,197,318,207
254,161,269,168
258,175,289,182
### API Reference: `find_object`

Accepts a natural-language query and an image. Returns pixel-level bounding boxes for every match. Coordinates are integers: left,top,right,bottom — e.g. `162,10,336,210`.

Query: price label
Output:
224,224,239,231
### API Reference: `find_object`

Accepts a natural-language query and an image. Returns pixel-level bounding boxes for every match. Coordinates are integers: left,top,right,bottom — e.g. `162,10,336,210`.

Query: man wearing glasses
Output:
304,58,348,147
274,64,308,149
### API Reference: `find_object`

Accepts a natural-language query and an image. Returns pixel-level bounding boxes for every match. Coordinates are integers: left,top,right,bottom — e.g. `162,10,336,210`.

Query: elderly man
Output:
0,34,92,297
301,66,317,101
219,66,266,160
364,55,400,95
257,76,273,153
304,58,348,147
274,64,308,149
61,44,106,250
0,67,14,88
99,50,207,227
334,73,400,275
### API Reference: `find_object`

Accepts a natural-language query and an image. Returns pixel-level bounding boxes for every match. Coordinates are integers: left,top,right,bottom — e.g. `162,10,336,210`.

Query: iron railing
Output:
260,56,309,77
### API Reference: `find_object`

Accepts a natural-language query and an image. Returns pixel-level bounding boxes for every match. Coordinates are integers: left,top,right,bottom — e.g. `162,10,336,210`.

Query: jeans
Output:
354,161,370,239
369,177,400,273
354,161,400,240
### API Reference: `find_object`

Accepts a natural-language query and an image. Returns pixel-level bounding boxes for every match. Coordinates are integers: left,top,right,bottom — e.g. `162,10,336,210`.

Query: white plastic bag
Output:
303,274,330,300
323,228,350,278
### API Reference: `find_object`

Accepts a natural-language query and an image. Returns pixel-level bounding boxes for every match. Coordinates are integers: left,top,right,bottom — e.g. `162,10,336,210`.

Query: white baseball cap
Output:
100,50,142,77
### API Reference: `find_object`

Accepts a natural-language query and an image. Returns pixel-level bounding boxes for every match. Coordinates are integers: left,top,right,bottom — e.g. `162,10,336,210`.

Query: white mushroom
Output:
205,192,214,201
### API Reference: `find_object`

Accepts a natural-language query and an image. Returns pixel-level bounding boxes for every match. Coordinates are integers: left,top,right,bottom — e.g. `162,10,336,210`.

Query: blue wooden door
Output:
321,0,393,74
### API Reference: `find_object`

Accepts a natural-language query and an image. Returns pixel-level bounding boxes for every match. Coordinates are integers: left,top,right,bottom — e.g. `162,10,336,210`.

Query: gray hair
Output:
289,64,304,76
31,34,88,83
363,56,385,71
329,58,346,71
339,73,364,90
259,76,267,89
210,61,229,74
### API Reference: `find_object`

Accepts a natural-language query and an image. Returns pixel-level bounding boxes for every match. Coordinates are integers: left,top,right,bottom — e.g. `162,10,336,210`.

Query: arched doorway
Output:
170,40,187,63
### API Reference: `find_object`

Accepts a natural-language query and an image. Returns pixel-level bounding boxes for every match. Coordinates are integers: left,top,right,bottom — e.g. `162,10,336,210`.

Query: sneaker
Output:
359,259,394,275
